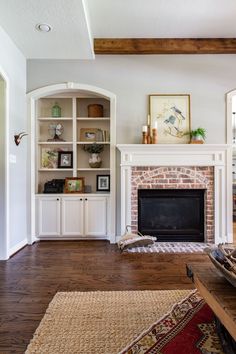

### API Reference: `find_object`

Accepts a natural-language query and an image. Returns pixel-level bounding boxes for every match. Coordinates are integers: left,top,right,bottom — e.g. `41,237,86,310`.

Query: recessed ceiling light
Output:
35,23,52,33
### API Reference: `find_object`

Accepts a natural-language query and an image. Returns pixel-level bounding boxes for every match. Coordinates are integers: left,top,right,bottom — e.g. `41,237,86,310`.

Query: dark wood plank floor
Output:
0,241,208,354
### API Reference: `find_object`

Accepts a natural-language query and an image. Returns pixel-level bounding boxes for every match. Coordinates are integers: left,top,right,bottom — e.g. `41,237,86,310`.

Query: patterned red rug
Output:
120,291,224,354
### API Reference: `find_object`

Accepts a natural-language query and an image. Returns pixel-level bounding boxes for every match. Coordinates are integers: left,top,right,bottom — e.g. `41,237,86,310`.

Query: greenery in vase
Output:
190,127,206,141
83,143,104,154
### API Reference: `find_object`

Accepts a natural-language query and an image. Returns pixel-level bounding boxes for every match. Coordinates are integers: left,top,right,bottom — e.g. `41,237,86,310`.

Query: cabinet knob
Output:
85,198,88,201
80,198,83,201
57,198,59,201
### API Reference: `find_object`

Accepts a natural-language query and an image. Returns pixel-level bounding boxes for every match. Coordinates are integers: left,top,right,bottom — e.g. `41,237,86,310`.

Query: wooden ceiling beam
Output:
94,38,236,54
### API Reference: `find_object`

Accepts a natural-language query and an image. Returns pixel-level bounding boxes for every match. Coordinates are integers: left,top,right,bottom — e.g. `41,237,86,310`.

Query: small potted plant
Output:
83,143,104,168
190,127,206,144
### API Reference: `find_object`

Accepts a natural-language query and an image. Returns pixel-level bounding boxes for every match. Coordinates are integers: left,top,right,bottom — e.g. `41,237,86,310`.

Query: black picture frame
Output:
58,151,73,168
96,175,110,192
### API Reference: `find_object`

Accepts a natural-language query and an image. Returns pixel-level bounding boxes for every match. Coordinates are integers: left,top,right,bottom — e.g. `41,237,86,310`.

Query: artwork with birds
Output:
160,100,188,139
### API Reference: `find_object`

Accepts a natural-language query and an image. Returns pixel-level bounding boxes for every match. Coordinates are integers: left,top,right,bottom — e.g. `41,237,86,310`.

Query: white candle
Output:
154,121,157,129
142,125,148,132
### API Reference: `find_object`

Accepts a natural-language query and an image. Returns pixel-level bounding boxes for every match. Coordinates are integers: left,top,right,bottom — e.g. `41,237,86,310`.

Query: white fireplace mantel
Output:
116,144,232,244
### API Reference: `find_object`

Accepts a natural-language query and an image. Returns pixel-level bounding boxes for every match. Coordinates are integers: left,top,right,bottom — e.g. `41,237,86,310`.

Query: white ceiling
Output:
0,0,236,59
0,0,94,59
87,0,236,38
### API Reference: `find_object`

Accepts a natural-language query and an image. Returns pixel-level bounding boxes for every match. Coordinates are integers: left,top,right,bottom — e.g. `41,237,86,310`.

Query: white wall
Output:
0,25,27,258
27,55,236,144
0,77,6,258
27,55,236,235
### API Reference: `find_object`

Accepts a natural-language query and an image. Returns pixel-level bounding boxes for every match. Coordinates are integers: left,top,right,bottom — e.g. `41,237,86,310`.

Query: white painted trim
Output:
0,67,10,260
120,166,131,234
225,89,236,243
8,238,27,258
109,95,116,243
226,88,236,145
117,144,231,243
27,82,116,244
82,0,95,60
27,82,116,101
226,147,233,242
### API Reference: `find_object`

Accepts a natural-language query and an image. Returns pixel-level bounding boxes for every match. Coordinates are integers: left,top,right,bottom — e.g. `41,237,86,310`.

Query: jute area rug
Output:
25,290,192,354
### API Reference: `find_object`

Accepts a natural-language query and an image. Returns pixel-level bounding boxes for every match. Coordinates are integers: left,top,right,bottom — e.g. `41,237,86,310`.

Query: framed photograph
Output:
80,128,98,142
58,151,73,168
149,94,191,144
96,175,110,192
41,148,58,169
65,177,85,193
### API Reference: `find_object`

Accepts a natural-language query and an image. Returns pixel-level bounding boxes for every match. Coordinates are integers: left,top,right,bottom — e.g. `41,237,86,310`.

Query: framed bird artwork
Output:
149,94,191,144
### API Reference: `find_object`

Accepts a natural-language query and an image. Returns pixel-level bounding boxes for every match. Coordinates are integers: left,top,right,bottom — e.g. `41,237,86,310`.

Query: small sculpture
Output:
14,132,28,146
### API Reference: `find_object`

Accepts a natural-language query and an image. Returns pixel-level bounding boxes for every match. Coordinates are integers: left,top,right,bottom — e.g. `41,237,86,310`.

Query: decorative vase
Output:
89,153,102,168
52,102,61,117
190,135,204,144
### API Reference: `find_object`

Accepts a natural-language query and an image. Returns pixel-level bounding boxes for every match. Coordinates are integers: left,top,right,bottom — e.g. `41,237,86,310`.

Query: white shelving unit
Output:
28,82,116,243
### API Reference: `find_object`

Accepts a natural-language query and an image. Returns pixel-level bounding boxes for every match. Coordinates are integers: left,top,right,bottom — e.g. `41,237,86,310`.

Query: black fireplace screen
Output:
138,189,205,242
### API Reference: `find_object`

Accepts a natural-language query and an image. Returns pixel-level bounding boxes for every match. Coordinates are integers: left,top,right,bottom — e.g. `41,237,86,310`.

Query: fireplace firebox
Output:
138,189,205,242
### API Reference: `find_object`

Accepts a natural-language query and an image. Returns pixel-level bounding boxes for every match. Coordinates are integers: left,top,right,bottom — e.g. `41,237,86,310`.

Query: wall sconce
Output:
14,132,28,146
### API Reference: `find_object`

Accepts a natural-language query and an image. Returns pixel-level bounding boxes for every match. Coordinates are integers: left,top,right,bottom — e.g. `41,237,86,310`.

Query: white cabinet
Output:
36,195,108,238
84,197,107,236
61,197,84,236
38,197,60,236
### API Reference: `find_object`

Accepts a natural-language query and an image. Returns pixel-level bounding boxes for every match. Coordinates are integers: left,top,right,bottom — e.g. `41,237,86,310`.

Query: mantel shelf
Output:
116,143,231,167
117,143,230,151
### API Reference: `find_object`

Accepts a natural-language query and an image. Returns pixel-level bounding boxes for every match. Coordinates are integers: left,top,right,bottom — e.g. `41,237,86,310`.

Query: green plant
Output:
190,127,206,140
83,143,104,154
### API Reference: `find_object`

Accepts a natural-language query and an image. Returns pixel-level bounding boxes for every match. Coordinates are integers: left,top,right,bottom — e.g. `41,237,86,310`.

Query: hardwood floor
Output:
0,241,208,354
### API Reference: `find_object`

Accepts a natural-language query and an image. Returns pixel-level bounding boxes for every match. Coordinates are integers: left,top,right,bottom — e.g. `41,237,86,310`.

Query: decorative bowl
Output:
205,246,236,287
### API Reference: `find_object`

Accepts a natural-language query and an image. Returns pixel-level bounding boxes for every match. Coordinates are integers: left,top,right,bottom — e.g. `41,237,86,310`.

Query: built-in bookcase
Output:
28,83,116,243
36,94,113,193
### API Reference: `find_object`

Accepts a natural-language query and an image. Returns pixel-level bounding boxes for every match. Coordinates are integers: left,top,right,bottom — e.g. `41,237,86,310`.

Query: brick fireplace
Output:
131,166,214,242
117,144,232,244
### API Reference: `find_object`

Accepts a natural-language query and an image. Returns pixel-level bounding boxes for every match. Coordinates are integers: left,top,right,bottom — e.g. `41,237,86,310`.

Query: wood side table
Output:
186,262,236,352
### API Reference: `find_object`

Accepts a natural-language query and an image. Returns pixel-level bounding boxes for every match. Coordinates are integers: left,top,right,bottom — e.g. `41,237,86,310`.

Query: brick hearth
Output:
131,166,214,243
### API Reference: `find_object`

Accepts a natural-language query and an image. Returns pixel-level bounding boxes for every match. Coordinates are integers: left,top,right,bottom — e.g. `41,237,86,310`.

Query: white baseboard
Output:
8,238,28,258
29,236,39,245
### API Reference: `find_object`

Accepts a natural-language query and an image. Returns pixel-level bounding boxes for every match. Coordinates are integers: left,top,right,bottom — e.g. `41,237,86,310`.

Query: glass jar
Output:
52,102,61,117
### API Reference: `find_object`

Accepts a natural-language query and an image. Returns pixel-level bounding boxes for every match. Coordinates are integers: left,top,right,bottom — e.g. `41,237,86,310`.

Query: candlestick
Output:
147,125,151,144
142,132,148,144
142,125,147,133
152,128,158,144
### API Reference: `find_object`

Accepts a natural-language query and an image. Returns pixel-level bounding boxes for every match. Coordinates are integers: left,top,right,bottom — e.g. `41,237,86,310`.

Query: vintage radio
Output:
43,179,65,193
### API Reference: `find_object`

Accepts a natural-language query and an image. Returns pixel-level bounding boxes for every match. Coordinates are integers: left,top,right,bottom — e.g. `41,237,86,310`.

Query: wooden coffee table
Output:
186,262,236,348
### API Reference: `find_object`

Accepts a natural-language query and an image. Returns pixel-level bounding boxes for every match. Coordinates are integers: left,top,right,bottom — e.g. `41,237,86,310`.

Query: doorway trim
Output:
226,89,236,243
226,89,236,144
0,66,10,260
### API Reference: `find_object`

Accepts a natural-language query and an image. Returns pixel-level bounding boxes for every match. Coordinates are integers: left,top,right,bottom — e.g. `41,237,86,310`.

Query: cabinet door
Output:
61,197,84,236
38,197,60,236
84,197,107,236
